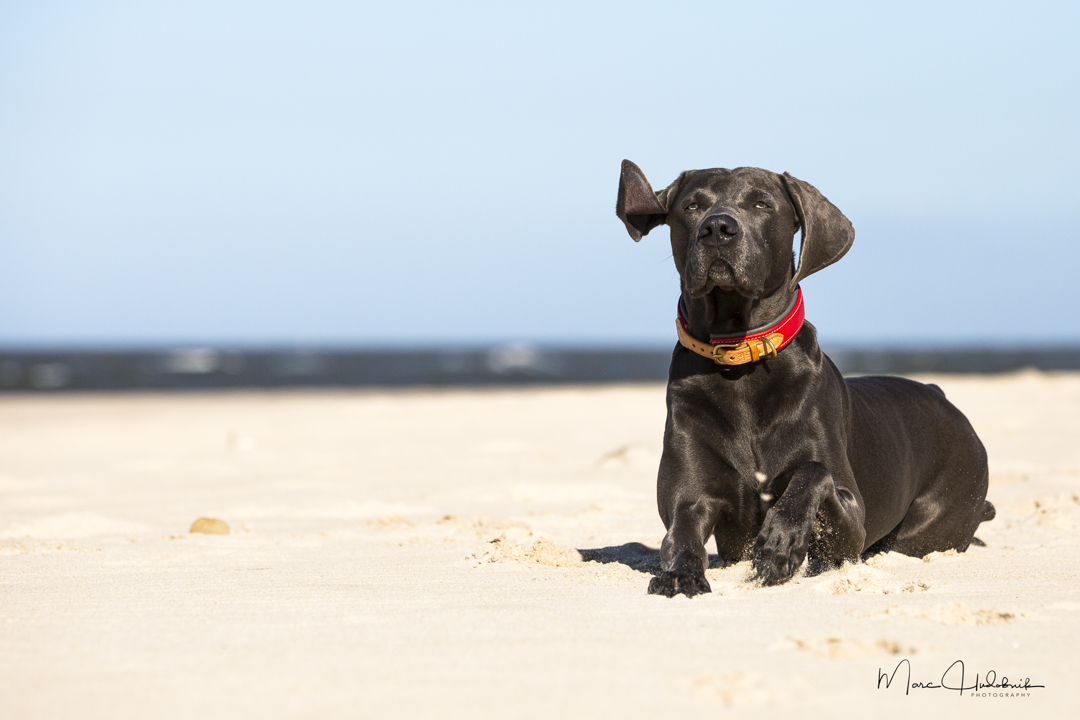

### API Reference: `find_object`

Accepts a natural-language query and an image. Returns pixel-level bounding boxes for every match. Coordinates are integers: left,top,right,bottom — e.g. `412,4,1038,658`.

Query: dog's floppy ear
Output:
781,172,854,292
616,160,684,241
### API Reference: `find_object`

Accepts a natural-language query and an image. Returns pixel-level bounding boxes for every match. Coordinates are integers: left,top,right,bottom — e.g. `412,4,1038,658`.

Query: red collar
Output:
675,287,805,365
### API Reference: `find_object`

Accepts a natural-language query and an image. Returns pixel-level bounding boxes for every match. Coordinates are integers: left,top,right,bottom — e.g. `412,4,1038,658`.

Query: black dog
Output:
615,160,994,596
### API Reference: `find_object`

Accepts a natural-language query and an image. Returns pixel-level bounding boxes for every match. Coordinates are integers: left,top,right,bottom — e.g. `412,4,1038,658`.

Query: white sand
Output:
1,372,1078,718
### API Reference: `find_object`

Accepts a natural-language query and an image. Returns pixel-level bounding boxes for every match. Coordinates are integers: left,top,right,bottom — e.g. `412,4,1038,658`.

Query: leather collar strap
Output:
676,287,805,365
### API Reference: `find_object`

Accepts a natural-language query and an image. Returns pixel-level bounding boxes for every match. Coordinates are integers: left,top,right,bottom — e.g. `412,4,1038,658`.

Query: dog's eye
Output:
755,201,771,209
685,203,699,211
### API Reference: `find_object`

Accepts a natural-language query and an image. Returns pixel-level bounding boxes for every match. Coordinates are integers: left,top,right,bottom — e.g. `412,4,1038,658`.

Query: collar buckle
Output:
710,343,740,364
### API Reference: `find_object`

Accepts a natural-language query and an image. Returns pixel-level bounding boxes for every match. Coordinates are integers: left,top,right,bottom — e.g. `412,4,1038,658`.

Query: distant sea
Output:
2,344,1079,392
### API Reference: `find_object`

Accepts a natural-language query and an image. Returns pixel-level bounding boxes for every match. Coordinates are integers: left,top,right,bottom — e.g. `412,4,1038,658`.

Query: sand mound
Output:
189,517,230,535
469,534,583,567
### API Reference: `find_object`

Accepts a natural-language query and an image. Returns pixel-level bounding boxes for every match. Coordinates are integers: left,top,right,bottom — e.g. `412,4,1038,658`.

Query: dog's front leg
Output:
752,462,865,586
649,495,721,598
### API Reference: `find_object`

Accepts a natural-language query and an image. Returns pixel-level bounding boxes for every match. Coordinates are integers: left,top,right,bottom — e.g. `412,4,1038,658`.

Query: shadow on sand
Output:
577,542,737,576
579,538,990,585
578,542,661,574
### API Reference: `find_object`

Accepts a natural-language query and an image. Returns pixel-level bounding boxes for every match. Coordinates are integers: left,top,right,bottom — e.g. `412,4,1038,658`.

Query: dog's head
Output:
616,160,853,299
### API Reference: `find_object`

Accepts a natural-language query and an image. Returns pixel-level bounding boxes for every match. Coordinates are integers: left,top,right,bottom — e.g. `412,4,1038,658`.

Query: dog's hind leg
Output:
886,490,990,557
889,455,990,557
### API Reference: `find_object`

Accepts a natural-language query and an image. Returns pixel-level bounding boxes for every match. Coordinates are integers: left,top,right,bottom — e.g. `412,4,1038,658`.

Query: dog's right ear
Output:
616,160,683,242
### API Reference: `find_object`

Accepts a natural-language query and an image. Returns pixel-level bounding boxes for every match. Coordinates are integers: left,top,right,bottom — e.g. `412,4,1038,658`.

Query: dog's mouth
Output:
687,258,755,298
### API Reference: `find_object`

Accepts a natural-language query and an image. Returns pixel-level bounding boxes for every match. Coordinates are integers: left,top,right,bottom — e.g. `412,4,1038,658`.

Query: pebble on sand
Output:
189,517,230,535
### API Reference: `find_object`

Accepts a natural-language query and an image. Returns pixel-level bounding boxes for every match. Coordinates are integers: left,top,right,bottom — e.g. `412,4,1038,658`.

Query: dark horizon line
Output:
3,340,1080,352
2,345,1080,393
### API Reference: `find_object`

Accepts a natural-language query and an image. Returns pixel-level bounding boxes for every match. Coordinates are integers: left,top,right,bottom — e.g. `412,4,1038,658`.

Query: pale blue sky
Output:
1,1,1077,347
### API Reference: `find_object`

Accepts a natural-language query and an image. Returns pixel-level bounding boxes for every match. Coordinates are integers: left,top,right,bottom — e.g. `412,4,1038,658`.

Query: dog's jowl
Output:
615,161,994,596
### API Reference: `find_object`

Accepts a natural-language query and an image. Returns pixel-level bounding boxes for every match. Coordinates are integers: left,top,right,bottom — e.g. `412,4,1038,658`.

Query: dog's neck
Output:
681,285,796,340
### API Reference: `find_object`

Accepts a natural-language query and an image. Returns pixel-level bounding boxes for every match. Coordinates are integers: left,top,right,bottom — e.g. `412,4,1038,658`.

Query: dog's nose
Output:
699,214,740,242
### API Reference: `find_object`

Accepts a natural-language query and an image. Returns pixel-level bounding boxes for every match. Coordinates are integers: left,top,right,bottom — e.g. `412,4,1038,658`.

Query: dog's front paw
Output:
752,508,811,586
648,571,711,598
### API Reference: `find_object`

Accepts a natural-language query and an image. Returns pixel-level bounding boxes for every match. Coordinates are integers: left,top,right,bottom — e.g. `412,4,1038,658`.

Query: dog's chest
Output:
670,372,833,479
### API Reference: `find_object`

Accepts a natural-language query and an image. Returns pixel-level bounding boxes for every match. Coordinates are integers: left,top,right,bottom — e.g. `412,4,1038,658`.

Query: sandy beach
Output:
1,372,1078,718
